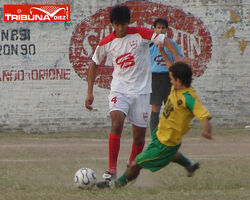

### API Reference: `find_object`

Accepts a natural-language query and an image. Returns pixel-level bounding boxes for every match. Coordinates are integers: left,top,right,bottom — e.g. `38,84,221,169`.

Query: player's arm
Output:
200,118,213,140
185,92,213,140
157,42,173,68
163,38,191,64
85,61,97,110
163,38,182,62
85,41,106,110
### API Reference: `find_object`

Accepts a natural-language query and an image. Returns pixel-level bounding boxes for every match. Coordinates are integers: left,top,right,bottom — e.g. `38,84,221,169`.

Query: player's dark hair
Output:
153,18,168,28
110,5,130,24
169,62,193,87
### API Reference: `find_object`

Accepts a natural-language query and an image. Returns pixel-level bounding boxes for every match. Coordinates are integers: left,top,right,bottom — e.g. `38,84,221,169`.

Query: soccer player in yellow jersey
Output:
96,62,213,189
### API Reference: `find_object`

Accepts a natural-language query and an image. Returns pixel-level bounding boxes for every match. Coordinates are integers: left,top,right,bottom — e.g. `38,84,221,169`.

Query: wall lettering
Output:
0,28,36,56
0,68,71,82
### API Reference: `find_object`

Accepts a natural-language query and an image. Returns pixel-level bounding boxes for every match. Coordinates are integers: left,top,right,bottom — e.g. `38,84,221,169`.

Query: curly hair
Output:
169,62,193,87
110,5,130,24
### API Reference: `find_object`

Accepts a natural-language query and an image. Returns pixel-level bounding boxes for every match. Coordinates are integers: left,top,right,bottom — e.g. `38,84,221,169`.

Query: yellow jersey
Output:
156,86,211,146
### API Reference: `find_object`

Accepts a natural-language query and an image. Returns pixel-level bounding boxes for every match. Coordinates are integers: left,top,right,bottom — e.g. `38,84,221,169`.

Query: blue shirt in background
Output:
150,39,183,73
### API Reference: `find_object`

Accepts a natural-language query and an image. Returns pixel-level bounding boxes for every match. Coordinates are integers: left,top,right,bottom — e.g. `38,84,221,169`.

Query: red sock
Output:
108,133,121,174
128,141,145,166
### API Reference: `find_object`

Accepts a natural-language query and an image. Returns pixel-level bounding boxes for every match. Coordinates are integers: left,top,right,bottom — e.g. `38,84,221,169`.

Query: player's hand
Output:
85,94,94,110
202,131,213,140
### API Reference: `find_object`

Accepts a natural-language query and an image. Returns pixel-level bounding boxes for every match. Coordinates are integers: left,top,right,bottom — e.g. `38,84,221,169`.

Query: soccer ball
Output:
74,168,97,189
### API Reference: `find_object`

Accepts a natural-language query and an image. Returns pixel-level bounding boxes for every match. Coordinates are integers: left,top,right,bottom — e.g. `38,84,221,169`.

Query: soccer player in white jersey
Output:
85,5,187,181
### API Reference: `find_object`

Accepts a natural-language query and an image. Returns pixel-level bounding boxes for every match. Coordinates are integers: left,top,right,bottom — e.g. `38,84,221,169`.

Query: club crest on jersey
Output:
116,53,135,69
129,40,138,50
177,100,183,106
143,112,148,122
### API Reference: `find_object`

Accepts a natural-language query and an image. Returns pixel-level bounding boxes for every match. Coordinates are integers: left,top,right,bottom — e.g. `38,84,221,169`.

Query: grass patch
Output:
0,126,249,200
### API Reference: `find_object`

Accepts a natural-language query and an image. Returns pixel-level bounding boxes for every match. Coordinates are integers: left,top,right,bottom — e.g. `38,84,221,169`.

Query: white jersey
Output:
92,27,165,94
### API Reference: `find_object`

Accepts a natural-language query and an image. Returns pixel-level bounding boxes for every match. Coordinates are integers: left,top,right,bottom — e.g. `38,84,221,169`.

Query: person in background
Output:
150,18,184,132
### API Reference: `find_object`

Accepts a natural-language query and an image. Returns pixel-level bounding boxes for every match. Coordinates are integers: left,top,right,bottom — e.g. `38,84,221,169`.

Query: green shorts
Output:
135,129,180,172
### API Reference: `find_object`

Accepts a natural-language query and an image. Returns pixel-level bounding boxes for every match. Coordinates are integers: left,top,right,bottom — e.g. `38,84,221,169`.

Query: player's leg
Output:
127,94,150,166
118,129,180,187
103,110,125,180
150,73,162,132
150,104,161,132
172,151,200,177
115,160,141,187
96,160,141,189
127,125,146,167
96,130,180,189
103,92,129,180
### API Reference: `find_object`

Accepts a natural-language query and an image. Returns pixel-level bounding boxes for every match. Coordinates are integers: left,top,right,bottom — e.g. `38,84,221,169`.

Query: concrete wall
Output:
0,0,249,133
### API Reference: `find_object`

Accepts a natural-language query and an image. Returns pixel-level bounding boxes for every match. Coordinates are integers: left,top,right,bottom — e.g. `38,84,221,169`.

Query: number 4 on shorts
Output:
111,97,117,104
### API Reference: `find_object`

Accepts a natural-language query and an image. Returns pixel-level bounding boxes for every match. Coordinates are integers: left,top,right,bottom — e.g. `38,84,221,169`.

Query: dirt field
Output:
0,126,249,200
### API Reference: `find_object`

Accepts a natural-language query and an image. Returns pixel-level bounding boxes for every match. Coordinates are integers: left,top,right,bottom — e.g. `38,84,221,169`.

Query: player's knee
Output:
133,131,146,145
130,160,140,171
133,139,145,146
111,121,124,133
172,152,181,162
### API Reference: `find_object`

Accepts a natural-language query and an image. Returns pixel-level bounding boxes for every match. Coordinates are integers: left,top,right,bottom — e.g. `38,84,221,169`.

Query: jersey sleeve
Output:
151,33,165,44
132,27,165,44
92,45,106,65
183,91,211,121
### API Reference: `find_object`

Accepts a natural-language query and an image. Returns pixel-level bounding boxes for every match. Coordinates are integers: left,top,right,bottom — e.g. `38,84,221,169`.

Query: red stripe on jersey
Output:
98,27,154,46
127,27,153,40
99,33,116,46
153,33,159,40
